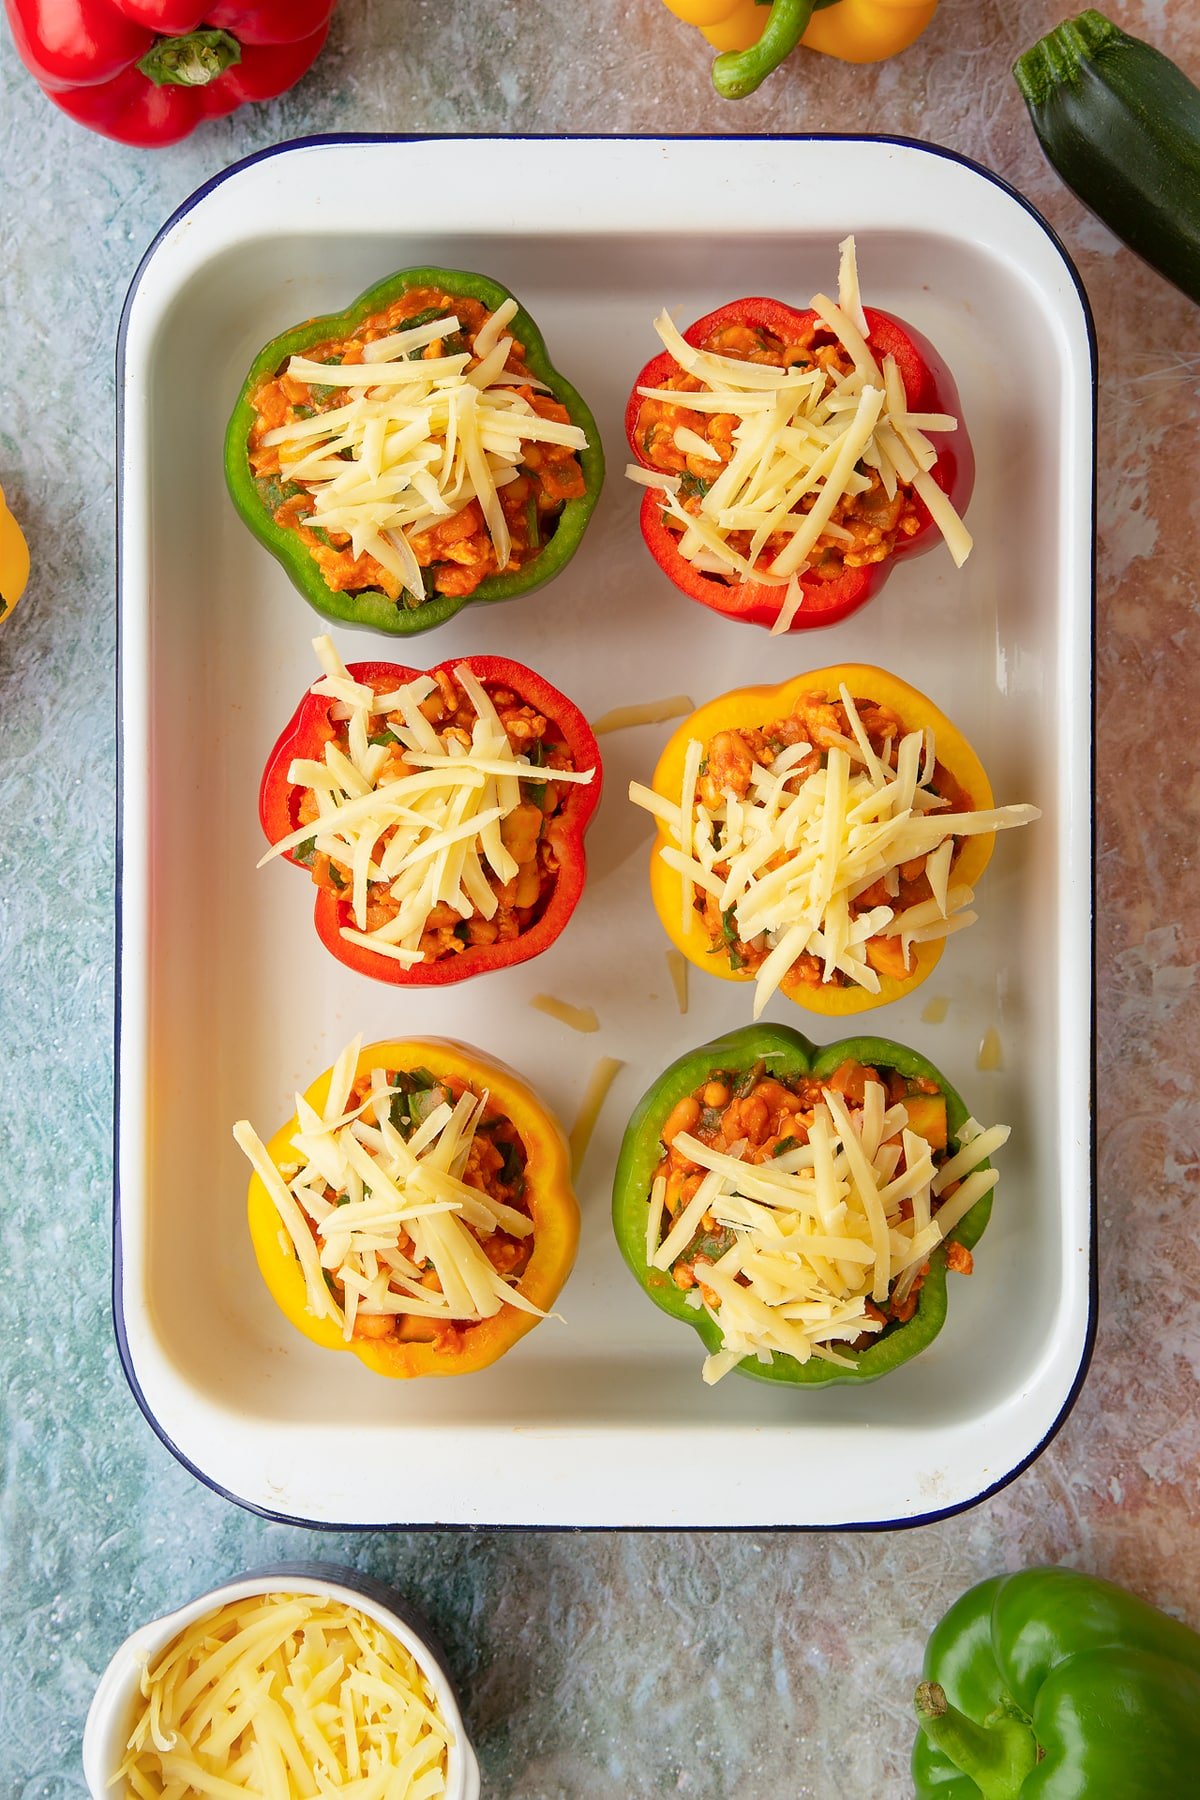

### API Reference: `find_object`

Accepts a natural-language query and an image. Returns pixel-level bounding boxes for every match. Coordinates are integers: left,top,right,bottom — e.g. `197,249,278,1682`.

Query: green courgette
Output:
1014,10,1200,306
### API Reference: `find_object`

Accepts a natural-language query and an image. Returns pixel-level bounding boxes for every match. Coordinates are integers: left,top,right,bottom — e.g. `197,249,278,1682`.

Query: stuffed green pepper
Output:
226,267,604,634
612,1022,1007,1386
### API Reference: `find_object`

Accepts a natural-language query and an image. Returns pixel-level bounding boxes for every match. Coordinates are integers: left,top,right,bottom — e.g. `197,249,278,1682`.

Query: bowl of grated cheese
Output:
82,1564,481,1799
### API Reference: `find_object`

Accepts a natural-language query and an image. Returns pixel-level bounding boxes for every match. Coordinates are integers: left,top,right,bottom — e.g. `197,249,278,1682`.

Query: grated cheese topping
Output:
626,236,972,588
261,637,595,968
114,1591,452,1796
234,1036,546,1340
652,1090,1009,1385
261,296,588,604
630,686,1039,1015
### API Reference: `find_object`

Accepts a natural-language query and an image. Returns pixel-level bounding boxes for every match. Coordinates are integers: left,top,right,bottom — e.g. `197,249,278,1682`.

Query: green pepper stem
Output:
1012,9,1119,107
913,1682,1037,1800
137,29,242,89
712,0,816,101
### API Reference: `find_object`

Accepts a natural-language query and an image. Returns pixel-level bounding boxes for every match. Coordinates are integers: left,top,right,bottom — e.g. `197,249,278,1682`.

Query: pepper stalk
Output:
136,29,242,88
714,0,818,97
913,1682,1039,1799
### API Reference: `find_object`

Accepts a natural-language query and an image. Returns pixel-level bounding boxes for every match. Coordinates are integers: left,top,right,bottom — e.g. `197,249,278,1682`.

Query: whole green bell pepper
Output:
913,1568,1200,1797
611,1021,995,1387
225,265,604,635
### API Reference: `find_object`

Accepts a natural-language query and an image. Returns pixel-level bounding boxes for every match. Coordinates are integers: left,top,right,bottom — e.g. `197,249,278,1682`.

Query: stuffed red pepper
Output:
625,238,974,631
259,638,601,984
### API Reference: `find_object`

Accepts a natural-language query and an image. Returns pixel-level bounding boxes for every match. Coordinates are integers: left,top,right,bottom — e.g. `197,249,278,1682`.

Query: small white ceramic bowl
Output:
82,1563,481,1799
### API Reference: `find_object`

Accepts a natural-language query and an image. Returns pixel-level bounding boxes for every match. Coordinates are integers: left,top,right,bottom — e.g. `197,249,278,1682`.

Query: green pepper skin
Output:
913,1568,1200,1798
611,1022,992,1388
224,266,604,635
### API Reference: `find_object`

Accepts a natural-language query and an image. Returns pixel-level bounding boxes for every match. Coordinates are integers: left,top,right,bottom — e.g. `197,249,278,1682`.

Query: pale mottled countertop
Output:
2,1,1199,1795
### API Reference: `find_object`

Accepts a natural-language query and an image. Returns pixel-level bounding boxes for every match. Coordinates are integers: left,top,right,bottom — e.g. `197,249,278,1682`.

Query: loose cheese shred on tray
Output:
531,994,599,1033
261,637,595,968
627,236,973,584
114,1592,452,1797
568,1057,624,1176
630,686,1039,1015
590,695,694,735
666,948,689,1014
652,1091,1009,1385
261,311,588,604
233,1034,547,1339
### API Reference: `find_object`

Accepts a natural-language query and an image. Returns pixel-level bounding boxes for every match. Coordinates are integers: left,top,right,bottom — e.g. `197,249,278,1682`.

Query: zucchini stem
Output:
1013,9,1121,106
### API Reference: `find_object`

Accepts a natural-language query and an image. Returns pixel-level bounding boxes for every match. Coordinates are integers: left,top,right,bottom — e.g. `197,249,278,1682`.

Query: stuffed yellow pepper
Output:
234,1036,579,1377
629,666,1039,1018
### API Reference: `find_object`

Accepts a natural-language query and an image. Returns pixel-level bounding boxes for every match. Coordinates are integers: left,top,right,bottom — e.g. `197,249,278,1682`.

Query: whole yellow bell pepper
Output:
662,0,941,96
639,665,1000,1018
245,1037,580,1378
0,484,30,623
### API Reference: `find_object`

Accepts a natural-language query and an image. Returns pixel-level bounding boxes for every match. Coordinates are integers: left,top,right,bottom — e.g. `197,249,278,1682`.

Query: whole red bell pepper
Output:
4,1,335,146
626,296,974,631
260,654,602,988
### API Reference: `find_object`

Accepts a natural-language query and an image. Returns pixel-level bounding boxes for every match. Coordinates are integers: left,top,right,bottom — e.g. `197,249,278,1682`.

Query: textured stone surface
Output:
1,2,1198,1795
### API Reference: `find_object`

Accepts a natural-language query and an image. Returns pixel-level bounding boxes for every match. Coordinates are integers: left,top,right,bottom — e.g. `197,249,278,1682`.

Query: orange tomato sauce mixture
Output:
694,690,972,987
635,317,924,584
294,669,580,964
249,287,586,605
652,1056,972,1344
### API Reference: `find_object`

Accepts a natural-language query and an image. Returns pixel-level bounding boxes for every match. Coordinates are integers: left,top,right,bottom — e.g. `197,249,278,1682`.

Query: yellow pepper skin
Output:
0,483,30,623
246,1038,580,1378
663,0,940,82
642,666,997,1018
801,0,939,63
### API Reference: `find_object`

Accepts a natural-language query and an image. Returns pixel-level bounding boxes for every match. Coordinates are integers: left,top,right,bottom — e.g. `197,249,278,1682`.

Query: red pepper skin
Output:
626,296,974,631
260,656,603,988
5,1,334,146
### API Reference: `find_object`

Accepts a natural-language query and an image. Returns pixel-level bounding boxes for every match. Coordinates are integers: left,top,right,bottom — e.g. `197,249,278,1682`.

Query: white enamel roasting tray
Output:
116,135,1095,1529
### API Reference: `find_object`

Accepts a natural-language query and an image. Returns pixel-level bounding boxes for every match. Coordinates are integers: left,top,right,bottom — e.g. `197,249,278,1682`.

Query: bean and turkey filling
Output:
635,319,924,585
235,1057,539,1357
292,668,581,965
694,690,971,990
649,1057,979,1375
248,287,587,609
330,1066,532,1352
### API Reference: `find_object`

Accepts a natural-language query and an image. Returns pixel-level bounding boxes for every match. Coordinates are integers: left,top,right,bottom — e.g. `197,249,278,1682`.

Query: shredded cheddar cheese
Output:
114,1591,452,1796
666,948,689,1014
233,1036,546,1341
260,637,594,968
590,695,694,735
262,297,588,605
631,686,1039,1016
568,1057,624,1176
530,994,599,1033
626,237,973,586
659,1098,1009,1384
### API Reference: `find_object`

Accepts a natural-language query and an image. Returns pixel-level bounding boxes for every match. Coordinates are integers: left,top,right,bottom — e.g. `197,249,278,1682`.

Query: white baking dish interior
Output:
117,137,1093,1527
